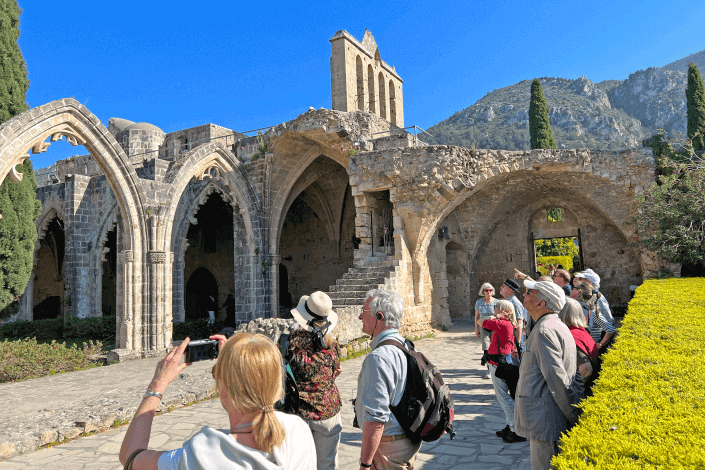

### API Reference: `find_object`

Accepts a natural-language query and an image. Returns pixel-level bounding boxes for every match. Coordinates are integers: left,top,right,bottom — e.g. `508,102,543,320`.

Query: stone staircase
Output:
327,255,399,308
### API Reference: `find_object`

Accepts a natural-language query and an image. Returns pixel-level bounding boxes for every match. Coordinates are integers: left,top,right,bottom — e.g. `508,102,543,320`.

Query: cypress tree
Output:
0,0,29,122
0,1,38,319
529,79,557,149
0,159,41,318
686,62,705,151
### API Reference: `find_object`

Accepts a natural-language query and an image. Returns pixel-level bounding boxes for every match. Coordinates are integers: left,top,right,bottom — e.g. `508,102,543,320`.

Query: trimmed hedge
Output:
536,255,574,275
553,278,705,469
0,316,116,344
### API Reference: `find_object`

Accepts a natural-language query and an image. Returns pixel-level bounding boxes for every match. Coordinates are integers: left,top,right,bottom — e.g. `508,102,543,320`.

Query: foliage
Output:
0,337,103,383
535,237,578,258
686,62,705,151
529,79,557,149
0,315,117,344
536,256,574,275
0,158,42,318
634,145,705,266
553,278,705,469
547,207,563,222
0,0,29,123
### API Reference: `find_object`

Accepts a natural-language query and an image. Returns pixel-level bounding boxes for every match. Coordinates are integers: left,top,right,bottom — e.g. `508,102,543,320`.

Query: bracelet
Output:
360,458,372,468
143,389,162,400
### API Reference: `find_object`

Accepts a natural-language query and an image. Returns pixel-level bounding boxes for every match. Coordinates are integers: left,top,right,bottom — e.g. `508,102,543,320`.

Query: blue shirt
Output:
355,329,408,436
505,294,526,323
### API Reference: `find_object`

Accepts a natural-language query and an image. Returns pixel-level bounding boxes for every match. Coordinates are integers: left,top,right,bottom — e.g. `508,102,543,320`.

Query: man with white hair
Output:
355,289,421,470
573,269,614,325
515,280,581,470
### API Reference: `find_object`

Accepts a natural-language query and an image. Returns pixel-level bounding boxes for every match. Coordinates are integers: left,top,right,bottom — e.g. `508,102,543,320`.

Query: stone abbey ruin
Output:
0,30,659,356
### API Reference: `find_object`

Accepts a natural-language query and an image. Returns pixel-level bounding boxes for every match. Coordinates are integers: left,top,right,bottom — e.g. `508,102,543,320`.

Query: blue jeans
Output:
489,362,515,431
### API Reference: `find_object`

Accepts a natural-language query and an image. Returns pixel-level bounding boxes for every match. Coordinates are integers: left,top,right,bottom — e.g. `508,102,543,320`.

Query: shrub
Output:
0,315,116,344
536,256,574,275
553,278,705,469
0,337,103,383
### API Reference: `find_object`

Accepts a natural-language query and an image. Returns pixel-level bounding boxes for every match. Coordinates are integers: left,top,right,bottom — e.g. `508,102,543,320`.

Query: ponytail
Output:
252,406,285,452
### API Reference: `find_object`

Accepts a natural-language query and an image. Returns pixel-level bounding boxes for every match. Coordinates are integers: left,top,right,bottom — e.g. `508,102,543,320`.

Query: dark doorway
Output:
33,217,65,320
185,267,218,321
101,228,117,316
279,263,292,316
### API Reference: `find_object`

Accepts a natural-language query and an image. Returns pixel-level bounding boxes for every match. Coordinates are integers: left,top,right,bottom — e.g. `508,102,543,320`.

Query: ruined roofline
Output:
330,30,403,82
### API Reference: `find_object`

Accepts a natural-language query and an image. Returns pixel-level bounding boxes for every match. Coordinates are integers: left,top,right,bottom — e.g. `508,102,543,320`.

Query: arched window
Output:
389,80,397,126
367,65,376,113
356,56,364,111
378,73,387,120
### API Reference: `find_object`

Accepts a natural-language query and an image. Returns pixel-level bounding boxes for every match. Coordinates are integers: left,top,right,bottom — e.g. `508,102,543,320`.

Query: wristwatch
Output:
143,389,162,400
359,458,372,468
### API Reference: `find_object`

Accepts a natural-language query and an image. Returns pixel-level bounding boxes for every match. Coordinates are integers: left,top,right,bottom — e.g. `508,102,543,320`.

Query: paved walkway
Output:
0,320,530,469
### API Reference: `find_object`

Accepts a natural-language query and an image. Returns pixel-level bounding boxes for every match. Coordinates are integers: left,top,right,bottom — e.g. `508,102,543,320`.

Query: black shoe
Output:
502,431,527,443
495,425,510,438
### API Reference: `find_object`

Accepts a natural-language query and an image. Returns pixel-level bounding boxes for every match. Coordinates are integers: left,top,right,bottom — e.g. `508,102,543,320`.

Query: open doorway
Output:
533,236,582,277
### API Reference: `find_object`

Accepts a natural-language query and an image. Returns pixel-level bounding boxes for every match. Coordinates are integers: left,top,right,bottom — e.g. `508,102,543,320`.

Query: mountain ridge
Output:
426,49,705,151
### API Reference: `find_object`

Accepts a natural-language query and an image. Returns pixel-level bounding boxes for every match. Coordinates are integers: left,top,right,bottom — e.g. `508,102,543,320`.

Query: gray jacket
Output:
514,313,581,441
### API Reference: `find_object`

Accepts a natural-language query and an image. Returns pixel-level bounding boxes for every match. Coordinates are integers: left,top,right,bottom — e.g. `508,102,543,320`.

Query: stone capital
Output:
148,251,167,264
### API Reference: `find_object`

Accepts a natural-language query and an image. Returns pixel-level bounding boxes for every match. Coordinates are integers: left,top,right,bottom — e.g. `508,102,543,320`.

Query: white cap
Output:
524,280,566,312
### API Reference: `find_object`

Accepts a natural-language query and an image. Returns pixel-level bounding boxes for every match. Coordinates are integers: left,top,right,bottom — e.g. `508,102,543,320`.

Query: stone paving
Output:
0,320,530,469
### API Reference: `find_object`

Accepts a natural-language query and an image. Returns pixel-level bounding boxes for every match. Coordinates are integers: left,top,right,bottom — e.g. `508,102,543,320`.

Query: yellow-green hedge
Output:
553,278,705,469
536,255,574,275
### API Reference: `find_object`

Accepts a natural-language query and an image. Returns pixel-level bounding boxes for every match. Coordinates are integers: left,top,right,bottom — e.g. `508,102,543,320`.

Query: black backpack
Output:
377,339,456,443
275,333,300,414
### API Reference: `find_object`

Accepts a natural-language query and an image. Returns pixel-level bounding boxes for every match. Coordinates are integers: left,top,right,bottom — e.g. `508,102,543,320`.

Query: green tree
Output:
0,0,29,122
529,79,557,149
635,159,705,268
535,237,578,258
686,62,705,151
0,1,37,319
0,159,41,318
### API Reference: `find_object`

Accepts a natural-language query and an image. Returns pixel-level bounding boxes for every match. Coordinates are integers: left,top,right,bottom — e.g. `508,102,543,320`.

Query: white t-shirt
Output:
157,411,316,470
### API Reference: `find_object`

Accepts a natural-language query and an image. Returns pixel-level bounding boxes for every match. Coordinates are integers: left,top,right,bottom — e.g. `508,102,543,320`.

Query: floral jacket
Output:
287,329,342,421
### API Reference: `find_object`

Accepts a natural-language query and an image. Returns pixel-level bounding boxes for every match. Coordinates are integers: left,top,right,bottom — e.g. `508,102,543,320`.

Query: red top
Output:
568,325,598,362
482,318,515,365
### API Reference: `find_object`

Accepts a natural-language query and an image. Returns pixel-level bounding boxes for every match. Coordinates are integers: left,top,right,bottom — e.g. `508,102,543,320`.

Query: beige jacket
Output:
514,313,582,441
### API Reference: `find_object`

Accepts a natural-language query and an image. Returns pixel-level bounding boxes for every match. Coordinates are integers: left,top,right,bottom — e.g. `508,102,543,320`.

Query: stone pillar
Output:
116,250,135,349
147,251,167,350
172,258,186,324
267,254,281,318
353,194,372,266
18,270,34,321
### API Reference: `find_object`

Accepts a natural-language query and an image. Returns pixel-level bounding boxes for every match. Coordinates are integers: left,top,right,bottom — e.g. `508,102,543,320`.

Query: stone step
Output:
328,283,384,293
327,290,369,300
335,277,387,286
331,297,366,307
345,266,396,276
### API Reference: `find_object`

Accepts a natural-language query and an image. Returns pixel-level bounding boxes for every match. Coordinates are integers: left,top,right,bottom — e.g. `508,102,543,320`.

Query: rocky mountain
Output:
426,50,705,151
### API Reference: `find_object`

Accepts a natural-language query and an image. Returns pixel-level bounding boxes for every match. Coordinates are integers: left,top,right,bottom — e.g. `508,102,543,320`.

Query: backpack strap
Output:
376,338,412,355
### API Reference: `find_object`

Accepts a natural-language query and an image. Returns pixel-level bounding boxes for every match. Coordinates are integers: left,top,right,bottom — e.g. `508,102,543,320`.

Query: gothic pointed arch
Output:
163,141,262,255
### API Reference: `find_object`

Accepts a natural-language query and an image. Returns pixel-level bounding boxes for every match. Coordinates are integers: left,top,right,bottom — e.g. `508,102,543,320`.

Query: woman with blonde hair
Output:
478,299,525,444
119,333,316,470
475,282,497,379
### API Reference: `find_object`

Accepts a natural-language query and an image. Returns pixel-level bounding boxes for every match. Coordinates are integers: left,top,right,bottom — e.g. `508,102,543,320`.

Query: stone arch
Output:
356,56,364,111
91,208,119,318
0,98,149,349
163,141,261,255
0,99,145,252
367,65,376,114
170,180,241,324
378,72,387,120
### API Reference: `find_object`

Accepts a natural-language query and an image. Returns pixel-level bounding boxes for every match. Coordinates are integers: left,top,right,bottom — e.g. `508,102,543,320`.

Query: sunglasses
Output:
484,289,493,292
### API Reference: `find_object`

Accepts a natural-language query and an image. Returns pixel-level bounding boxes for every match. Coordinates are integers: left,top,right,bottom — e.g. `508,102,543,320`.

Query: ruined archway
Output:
348,146,656,328
277,156,354,305
0,99,148,349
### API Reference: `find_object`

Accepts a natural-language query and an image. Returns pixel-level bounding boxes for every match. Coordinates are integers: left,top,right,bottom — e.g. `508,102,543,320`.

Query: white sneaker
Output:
484,371,491,379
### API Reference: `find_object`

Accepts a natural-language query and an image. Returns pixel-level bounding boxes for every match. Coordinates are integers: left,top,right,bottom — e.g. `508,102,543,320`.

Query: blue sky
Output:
19,0,705,169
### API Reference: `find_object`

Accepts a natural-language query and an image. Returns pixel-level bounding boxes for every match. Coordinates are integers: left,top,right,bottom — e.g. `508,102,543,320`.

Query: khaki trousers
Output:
529,439,559,470
371,438,422,470
306,413,342,470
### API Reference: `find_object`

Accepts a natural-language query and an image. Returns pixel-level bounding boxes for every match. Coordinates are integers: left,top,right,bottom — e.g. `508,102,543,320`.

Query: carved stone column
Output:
117,250,135,349
148,250,167,350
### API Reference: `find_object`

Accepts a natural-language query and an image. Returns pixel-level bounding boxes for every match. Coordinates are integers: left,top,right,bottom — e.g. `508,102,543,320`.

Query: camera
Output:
183,339,219,362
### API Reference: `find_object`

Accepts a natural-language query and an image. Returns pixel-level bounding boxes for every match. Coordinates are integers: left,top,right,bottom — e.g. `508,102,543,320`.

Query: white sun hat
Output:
290,291,338,334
